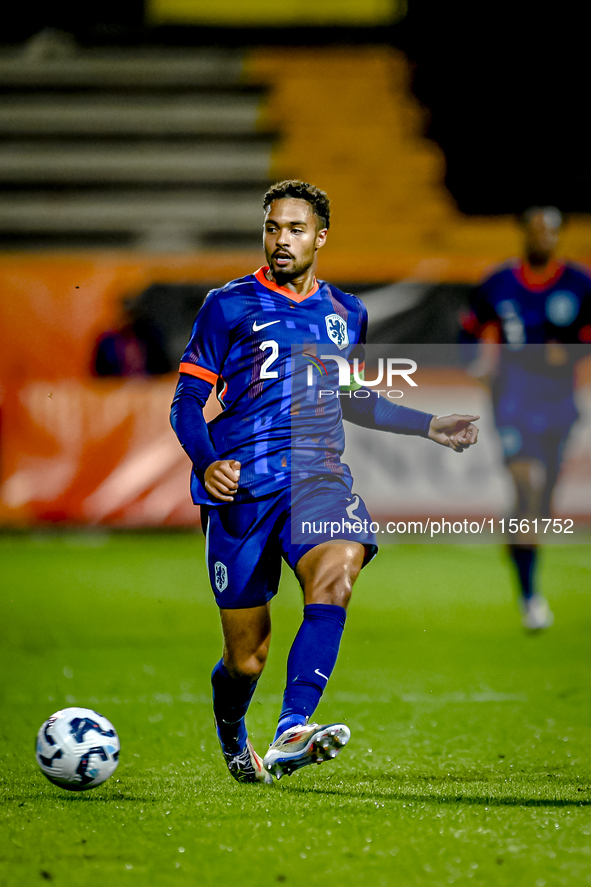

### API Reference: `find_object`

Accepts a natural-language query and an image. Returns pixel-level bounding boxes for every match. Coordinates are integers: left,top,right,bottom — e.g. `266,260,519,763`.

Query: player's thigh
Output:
295,540,366,608
280,476,378,606
506,427,569,512
203,495,285,609
283,476,377,561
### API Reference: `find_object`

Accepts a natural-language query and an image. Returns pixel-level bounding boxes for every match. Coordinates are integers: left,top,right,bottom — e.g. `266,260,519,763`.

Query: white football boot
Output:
521,594,554,631
263,723,351,780
223,737,273,785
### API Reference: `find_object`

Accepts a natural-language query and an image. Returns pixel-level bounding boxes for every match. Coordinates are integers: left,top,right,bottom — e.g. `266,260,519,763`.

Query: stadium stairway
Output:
248,46,591,280
0,32,274,251
1,37,590,273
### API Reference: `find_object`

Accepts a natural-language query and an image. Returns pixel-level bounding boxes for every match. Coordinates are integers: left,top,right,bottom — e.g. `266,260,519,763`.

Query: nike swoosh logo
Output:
314,669,329,681
253,320,281,331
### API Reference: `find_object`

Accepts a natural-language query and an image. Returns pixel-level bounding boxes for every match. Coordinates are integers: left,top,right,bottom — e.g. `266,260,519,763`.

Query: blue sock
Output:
509,545,537,601
275,603,347,742
211,660,257,756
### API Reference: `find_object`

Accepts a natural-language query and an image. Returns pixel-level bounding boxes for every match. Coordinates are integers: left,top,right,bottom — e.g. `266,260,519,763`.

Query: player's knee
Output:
224,647,268,682
324,583,352,609
305,563,355,608
510,458,547,494
298,542,363,608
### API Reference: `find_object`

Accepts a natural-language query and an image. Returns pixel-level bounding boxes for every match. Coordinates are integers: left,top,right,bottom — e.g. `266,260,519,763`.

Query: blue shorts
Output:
201,476,377,609
494,395,577,465
493,364,578,465
495,422,573,467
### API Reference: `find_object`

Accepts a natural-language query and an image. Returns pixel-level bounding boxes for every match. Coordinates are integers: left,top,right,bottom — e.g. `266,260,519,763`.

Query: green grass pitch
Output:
1,533,590,887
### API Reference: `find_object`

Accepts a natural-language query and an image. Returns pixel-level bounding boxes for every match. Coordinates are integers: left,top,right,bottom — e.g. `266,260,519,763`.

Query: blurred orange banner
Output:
0,379,200,526
2,255,591,528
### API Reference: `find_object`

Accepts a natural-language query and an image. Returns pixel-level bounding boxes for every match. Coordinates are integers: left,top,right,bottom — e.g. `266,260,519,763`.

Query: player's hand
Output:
428,415,479,453
204,460,241,502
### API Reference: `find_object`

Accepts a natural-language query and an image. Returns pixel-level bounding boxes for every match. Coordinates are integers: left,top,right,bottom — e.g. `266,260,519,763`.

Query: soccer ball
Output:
35,707,120,791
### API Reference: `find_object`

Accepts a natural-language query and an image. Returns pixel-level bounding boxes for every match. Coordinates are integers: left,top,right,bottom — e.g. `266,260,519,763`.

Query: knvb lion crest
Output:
214,561,228,592
325,314,349,350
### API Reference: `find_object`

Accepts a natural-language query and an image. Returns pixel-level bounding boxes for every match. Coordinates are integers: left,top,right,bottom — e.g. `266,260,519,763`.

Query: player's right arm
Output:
462,279,503,383
170,292,240,502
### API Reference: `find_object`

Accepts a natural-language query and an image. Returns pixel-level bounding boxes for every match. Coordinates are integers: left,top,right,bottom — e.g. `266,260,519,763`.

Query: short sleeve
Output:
339,299,367,392
350,300,367,362
179,291,230,384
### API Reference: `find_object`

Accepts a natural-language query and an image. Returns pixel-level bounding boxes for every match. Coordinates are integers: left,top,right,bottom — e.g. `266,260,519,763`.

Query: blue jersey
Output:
465,259,591,460
179,267,367,504
468,258,591,391
471,259,591,347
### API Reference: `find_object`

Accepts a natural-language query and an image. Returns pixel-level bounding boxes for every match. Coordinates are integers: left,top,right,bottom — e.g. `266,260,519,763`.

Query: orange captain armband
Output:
179,362,219,385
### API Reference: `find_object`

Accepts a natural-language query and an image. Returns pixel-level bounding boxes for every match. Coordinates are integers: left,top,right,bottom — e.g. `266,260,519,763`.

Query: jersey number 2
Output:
259,340,279,379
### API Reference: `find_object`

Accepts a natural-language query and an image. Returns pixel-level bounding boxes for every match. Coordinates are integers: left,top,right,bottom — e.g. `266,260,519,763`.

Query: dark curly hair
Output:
520,206,563,229
263,180,330,230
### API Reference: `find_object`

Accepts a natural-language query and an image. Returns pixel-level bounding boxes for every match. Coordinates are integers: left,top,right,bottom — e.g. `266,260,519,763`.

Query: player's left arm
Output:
342,301,479,451
340,394,479,452
544,271,591,365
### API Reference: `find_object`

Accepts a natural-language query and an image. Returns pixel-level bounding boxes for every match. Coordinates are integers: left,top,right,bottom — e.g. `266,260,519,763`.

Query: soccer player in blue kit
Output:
171,181,479,784
465,207,591,630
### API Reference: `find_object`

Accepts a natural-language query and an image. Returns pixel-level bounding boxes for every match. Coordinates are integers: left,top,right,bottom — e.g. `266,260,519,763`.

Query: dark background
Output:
400,0,591,216
3,0,588,217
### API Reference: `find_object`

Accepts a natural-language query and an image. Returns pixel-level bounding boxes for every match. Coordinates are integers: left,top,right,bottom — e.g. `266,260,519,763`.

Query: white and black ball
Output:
35,707,120,791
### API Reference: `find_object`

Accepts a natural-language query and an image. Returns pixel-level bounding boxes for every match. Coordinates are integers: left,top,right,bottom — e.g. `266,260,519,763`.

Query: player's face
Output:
524,211,560,265
263,199,327,282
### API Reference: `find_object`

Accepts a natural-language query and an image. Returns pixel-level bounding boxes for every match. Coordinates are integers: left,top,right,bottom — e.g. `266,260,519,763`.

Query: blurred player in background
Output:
92,297,171,377
171,180,479,785
464,207,591,629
